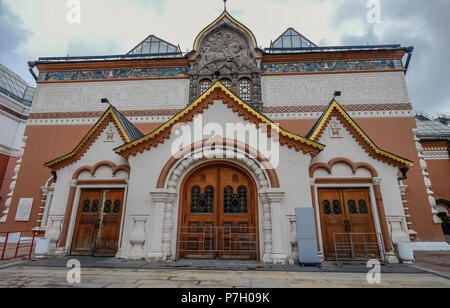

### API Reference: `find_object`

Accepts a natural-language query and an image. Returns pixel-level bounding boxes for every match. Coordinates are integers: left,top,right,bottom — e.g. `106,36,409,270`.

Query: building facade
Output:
415,115,450,234
0,11,447,263
0,64,34,223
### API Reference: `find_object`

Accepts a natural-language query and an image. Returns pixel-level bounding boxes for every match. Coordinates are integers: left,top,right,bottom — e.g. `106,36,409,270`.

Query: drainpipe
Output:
403,47,414,75
28,61,38,81
397,166,410,182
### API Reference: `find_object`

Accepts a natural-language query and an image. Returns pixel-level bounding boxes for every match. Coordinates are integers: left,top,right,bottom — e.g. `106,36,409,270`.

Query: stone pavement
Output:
413,251,450,278
0,257,448,288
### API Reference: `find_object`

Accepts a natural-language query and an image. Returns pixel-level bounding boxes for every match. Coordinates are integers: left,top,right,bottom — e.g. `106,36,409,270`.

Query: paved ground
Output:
413,251,450,277
0,257,448,288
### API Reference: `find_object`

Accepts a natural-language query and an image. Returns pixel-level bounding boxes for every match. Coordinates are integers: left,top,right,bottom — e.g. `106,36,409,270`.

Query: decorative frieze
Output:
422,147,450,160
38,67,189,82
262,59,403,75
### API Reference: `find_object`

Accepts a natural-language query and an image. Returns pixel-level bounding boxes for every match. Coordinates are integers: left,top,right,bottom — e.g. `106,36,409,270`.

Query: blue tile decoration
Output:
38,67,189,82
261,59,403,74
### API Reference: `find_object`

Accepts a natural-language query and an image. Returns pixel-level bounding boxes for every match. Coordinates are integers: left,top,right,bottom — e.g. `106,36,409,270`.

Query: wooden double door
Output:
318,188,379,260
71,189,125,257
179,163,258,259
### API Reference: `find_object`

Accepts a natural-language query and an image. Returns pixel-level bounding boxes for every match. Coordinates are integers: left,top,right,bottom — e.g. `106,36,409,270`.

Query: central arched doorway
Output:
177,161,259,260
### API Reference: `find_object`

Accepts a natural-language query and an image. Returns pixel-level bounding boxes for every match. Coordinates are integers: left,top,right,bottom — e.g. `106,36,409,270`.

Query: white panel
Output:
262,71,410,106
32,79,190,113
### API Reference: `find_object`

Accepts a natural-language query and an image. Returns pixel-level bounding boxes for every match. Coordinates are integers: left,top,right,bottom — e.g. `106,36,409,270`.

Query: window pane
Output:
239,80,251,103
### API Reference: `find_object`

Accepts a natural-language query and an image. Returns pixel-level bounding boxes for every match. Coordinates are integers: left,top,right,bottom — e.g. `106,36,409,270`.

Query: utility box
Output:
295,208,320,265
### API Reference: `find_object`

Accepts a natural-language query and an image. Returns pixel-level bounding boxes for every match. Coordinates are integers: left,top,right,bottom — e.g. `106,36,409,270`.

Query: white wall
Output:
262,71,410,106
124,100,314,260
32,79,190,114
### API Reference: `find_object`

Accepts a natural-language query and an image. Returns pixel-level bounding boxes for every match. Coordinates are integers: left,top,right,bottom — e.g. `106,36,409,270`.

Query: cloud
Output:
0,0,31,79
331,0,450,114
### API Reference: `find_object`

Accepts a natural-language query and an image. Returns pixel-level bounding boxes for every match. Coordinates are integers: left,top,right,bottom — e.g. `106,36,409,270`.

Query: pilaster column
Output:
372,178,393,253
148,190,169,260
162,192,178,261
266,189,286,264
58,180,78,249
259,192,272,263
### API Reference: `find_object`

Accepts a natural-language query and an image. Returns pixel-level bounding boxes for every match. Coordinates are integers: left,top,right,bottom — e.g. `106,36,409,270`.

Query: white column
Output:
266,189,286,264
148,190,169,260
259,192,273,263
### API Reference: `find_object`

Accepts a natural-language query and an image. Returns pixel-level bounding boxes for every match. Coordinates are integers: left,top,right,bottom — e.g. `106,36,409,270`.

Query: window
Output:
220,79,232,90
199,80,212,95
190,185,214,214
333,200,342,215
239,79,252,103
348,200,358,214
358,200,368,214
224,186,248,214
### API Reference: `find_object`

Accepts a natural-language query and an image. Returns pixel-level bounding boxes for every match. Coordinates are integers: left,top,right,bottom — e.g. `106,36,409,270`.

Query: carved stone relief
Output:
192,27,258,75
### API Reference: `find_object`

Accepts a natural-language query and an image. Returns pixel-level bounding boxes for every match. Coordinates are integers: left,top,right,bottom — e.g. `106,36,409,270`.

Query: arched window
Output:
220,79,232,90
199,80,212,95
239,79,252,103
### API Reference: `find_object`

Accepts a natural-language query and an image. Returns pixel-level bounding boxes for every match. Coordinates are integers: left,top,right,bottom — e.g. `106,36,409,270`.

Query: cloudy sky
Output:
1,0,449,114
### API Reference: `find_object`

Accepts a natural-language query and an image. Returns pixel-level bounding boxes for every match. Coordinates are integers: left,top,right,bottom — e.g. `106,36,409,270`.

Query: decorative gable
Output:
44,106,143,171
307,101,413,168
115,82,325,158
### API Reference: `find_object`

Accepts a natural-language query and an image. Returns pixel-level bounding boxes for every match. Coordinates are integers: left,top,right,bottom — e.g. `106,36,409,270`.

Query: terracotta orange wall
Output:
277,116,445,242
426,160,450,202
0,122,161,233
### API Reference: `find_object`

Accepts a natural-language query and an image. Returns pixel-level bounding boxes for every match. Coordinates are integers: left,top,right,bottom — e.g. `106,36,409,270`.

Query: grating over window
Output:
239,79,252,103
269,28,317,53
199,80,212,95
190,186,214,214
127,35,182,58
224,186,248,214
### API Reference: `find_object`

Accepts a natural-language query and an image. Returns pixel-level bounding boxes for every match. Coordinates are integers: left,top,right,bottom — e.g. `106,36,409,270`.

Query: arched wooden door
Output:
178,162,258,259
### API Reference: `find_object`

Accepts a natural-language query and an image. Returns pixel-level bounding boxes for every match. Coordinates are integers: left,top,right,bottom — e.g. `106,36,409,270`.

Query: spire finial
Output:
224,0,227,11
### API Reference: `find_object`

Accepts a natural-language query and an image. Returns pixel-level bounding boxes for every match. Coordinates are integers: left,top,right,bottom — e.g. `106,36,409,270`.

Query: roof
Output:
0,63,35,107
44,106,143,170
193,11,258,50
307,100,414,167
269,27,317,53
115,82,324,157
127,34,182,58
416,117,450,139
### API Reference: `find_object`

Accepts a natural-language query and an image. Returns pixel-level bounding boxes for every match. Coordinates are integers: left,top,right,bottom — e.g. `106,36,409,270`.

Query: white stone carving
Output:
128,216,148,260
412,128,441,224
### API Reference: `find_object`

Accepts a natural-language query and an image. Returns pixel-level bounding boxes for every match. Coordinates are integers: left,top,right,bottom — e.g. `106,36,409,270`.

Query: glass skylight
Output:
0,64,35,106
269,28,317,53
128,35,182,58
416,119,450,137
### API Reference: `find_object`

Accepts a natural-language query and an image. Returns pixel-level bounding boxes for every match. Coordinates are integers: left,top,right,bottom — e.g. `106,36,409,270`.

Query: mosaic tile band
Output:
38,67,189,82
262,59,403,74
37,59,404,82
28,103,412,120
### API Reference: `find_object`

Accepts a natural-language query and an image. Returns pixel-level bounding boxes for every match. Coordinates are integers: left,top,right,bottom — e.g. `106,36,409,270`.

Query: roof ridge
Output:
114,81,324,157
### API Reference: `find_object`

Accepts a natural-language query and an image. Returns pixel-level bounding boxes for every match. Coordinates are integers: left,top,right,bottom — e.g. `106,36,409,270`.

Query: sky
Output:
0,0,449,114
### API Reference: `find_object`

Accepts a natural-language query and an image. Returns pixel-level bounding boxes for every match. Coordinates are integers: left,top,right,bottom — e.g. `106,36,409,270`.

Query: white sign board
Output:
15,198,34,222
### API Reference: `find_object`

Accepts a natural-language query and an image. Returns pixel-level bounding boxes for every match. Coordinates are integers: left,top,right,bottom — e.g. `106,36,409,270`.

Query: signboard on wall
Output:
15,198,34,222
